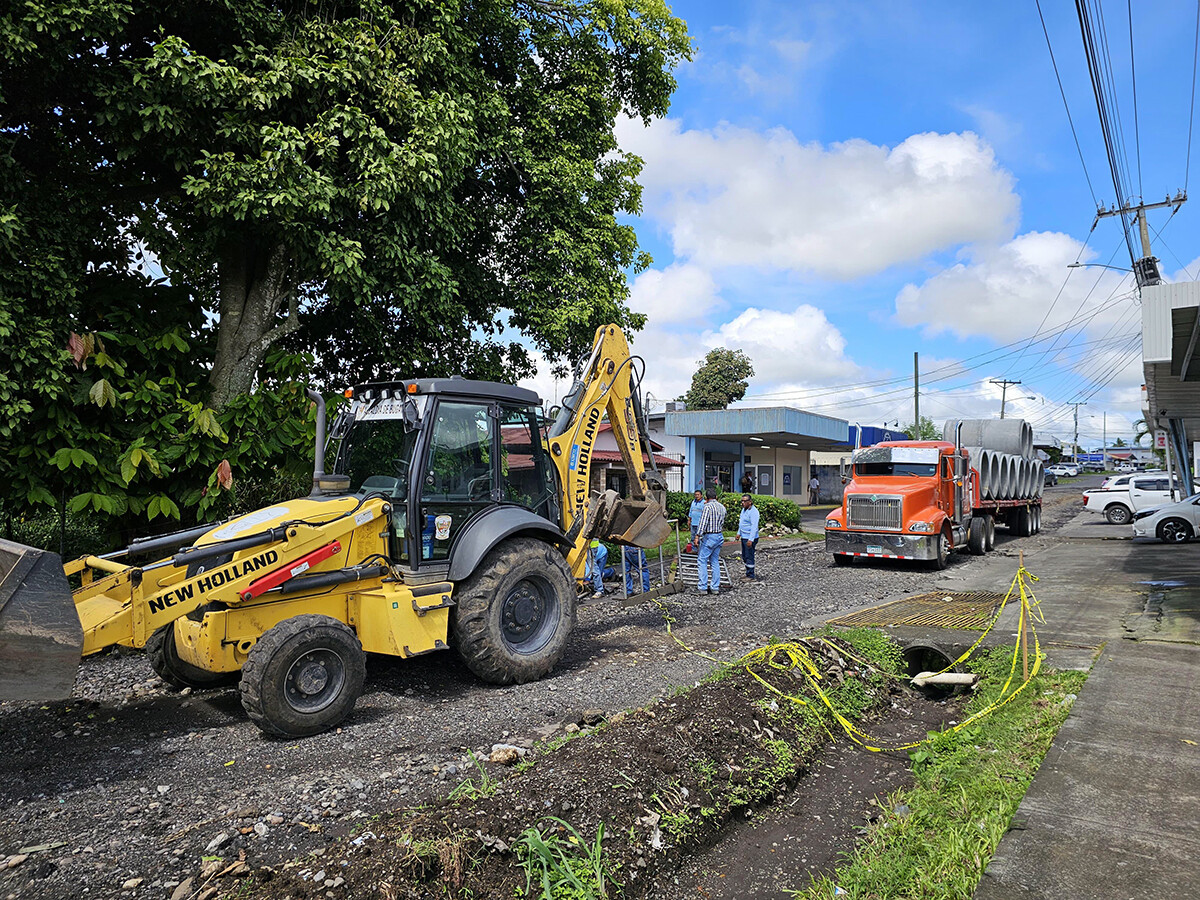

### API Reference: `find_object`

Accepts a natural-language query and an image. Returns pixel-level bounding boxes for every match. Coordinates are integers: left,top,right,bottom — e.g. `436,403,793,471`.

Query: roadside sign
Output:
1155,430,1168,450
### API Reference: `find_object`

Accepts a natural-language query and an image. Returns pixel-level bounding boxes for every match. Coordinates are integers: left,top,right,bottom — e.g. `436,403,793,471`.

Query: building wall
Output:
743,447,812,499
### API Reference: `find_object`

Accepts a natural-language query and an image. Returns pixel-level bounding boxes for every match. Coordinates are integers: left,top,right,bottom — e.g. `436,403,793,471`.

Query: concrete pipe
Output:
984,449,1000,500
1016,458,1027,499
995,454,1011,499
966,447,992,499
1022,458,1033,498
944,419,1031,458
1033,460,1044,497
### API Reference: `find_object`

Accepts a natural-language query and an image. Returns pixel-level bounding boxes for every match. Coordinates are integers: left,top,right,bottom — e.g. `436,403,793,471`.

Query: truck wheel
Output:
1014,507,1032,537
1032,507,1042,533
146,624,238,691
967,517,986,555
1158,518,1194,544
984,516,996,551
832,553,853,566
451,537,576,685
930,531,951,570
239,615,366,738
1105,504,1131,526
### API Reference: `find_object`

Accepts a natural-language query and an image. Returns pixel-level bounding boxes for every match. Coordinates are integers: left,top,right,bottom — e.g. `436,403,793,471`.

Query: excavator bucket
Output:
0,539,82,701
590,490,673,549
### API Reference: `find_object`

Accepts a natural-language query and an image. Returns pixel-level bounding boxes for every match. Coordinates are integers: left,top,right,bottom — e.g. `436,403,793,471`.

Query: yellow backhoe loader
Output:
0,325,669,736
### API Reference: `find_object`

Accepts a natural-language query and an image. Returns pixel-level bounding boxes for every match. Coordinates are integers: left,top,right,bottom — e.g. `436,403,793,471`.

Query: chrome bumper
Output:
825,530,936,561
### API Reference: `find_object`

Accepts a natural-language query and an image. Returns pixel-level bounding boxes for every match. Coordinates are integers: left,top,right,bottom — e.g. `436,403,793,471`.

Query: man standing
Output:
738,494,760,580
695,487,727,595
586,538,608,599
740,469,755,495
808,473,820,506
688,489,705,548
623,546,650,595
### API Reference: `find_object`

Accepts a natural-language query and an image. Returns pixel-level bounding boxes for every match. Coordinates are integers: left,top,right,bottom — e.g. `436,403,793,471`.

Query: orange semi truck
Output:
823,426,1043,569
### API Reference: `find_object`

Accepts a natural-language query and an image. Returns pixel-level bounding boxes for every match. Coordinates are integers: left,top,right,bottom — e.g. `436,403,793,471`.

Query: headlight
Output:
824,519,839,529
909,522,935,533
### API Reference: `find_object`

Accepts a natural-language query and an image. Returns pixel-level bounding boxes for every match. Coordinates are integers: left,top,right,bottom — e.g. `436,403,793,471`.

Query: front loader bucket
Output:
591,490,672,549
0,539,82,701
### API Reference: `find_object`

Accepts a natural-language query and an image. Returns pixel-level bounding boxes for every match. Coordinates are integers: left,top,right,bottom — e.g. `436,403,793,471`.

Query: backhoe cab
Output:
0,325,668,737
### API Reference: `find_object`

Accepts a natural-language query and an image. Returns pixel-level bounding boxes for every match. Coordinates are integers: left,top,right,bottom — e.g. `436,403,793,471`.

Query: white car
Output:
1047,463,1079,477
1132,493,1200,543
1115,463,1137,473
1083,473,1179,525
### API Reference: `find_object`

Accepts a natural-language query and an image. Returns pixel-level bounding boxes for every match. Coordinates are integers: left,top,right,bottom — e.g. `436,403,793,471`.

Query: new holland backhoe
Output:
0,325,669,736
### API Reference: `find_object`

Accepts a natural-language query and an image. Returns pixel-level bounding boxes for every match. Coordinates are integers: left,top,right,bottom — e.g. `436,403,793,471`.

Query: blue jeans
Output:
624,547,650,594
696,533,724,591
587,545,608,593
741,538,758,577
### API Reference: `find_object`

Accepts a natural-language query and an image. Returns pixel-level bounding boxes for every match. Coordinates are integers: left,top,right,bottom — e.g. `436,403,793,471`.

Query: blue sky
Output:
522,0,1200,449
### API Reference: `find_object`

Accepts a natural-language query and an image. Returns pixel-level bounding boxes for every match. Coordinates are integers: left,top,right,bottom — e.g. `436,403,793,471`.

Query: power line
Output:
1036,0,1099,204
1188,0,1200,192
1128,0,1142,197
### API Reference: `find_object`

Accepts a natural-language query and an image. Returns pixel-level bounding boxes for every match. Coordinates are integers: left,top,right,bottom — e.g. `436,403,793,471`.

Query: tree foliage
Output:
680,348,755,411
903,416,940,440
0,0,690,546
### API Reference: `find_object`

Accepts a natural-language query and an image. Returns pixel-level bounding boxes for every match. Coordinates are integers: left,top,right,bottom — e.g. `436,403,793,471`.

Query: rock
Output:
170,878,194,900
489,747,521,766
156,785,170,794
582,709,605,726
564,723,580,734
121,877,143,889
313,869,326,882
253,823,269,837
197,889,218,900
204,832,230,854
3,854,27,871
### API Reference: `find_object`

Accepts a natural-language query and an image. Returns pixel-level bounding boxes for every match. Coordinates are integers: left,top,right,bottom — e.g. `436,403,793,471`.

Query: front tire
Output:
147,624,238,691
832,553,853,567
930,531,951,570
1158,518,1194,544
451,537,576,685
1105,504,1132,526
239,615,366,738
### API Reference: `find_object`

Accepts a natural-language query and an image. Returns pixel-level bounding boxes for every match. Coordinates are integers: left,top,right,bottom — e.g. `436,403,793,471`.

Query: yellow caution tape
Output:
652,563,1047,752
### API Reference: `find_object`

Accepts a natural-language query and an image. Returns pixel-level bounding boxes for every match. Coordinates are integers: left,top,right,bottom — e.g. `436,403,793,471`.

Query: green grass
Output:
791,646,1087,900
514,818,617,899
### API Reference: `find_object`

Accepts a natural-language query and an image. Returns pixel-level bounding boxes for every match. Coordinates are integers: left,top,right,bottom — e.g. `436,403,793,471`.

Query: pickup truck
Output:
1083,473,1177,525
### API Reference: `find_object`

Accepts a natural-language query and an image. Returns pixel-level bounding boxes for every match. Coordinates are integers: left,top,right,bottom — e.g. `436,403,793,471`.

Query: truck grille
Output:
847,496,902,531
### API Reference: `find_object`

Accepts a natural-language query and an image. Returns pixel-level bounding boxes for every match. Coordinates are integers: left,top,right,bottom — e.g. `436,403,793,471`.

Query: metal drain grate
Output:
827,590,1008,631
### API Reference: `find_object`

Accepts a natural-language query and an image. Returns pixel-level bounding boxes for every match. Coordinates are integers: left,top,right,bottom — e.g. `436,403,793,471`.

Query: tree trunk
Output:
209,240,299,409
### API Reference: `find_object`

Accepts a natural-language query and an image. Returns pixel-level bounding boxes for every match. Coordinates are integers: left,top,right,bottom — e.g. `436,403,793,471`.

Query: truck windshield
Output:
334,420,419,497
855,462,938,477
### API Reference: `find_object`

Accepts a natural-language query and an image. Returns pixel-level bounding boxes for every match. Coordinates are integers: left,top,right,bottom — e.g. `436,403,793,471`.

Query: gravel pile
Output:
0,516,1045,899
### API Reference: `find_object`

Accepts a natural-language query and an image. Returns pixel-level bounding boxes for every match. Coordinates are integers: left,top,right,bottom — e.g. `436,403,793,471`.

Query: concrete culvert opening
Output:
902,642,971,700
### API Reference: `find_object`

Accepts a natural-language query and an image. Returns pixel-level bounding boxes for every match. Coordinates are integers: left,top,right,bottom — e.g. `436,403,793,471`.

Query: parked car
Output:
1132,493,1200,543
1047,463,1079,477
1084,473,1179,525
1043,469,1059,487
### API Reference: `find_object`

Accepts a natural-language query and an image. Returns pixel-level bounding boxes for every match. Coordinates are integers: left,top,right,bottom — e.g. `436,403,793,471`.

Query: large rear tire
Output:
967,517,986,555
984,516,996,551
147,624,238,691
239,615,366,738
451,537,576,685
1014,507,1032,537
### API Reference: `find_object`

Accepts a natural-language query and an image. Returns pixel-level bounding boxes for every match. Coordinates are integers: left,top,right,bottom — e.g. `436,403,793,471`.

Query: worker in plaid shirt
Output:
695,487,727,594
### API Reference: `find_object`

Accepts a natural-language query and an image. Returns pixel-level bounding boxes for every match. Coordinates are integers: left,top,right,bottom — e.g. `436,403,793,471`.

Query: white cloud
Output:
704,305,861,384
617,118,1019,278
627,263,721,324
893,231,1135,342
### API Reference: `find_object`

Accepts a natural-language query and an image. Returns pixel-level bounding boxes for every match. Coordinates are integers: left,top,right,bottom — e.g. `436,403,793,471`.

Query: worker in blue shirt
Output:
738,494,761,580
688,489,705,547
586,538,608,598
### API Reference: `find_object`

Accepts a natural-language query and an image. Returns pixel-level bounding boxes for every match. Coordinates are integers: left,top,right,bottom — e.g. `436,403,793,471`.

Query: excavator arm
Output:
546,325,671,576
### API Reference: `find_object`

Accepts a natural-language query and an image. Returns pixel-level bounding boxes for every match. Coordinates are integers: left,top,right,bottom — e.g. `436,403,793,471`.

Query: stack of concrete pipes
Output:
941,419,1044,501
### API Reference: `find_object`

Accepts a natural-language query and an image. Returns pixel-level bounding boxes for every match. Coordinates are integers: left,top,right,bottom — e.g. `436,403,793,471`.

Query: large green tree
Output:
0,0,690,541
680,348,755,411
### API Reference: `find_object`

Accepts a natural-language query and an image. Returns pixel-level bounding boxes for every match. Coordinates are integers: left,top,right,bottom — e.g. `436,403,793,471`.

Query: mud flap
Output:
0,539,82,700
588,489,672,549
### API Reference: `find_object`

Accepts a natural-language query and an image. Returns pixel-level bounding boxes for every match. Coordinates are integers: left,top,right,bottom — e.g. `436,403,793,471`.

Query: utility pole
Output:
1094,193,1186,286
1102,412,1107,471
913,352,919,438
1070,401,1088,462
991,379,1022,419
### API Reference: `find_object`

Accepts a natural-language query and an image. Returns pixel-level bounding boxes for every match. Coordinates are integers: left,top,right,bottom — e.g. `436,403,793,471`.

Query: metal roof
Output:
665,406,849,450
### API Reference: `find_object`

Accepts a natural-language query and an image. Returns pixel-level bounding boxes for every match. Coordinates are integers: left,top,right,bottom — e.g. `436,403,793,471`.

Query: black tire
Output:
929,530,951,570
1032,507,1042,534
984,516,996,551
1105,504,1132,526
967,517,986,555
1158,518,1194,544
239,615,366,738
1014,507,1032,537
451,537,576,685
146,624,238,691
832,553,853,567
